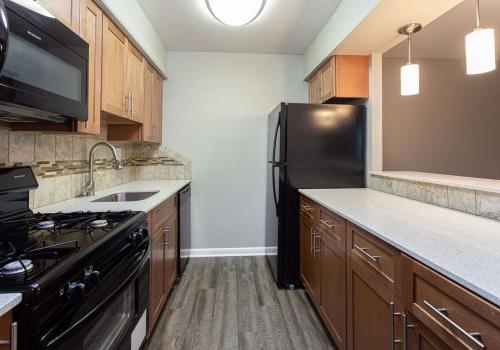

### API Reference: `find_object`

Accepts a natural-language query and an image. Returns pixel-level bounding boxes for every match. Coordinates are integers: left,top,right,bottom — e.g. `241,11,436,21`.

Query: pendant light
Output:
206,0,266,27
398,23,422,96
465,0,496,75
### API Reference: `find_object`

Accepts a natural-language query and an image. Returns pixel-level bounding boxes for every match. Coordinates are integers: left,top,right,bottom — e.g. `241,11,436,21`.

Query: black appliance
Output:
178,184,191,274
0,0,88,124
266,103,365,289
0,167,150,350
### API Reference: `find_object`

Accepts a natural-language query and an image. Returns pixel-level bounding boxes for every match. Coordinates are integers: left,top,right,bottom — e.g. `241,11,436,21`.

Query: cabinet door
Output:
125,43,144,122
142,63,154,142
37,0,80,32
151,71,163,143
76,0,101,135
0,311,12,350
335,55,369,99
299,210,319,302
319,235,347,350
407,314,452,350
320,57,335,102
101,16,127,118
309,72,321,104
346,223,401,350
164,213,178,293
149,229,166,330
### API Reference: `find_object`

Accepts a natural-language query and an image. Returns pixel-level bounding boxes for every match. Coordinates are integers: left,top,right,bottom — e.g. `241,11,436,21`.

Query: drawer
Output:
318,207,345,249
402,255,500,350
151,195,177,233
299,195,317,220
349,224,397,285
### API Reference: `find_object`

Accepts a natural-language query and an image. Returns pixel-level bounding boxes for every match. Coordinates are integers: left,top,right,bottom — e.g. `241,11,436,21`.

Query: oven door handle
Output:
43,248,149,349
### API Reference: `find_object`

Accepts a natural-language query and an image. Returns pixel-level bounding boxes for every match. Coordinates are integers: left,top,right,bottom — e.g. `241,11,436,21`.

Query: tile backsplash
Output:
368,172,500,222
0,125,191,209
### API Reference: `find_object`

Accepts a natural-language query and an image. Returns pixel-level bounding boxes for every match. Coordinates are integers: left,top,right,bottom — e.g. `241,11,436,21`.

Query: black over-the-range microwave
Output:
0,0,88,124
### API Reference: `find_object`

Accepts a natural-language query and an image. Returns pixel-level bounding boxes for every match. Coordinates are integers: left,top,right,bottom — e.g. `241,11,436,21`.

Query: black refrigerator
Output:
265,103,366,289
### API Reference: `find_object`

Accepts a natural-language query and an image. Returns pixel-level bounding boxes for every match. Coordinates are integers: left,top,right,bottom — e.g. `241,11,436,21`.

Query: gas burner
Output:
38,221,55,229
2,259,33,275
90,219,108,228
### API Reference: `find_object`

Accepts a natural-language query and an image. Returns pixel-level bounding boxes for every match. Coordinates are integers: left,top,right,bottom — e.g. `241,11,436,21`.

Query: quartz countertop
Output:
37,180,191,213
299,188,500,306
0,293,22,317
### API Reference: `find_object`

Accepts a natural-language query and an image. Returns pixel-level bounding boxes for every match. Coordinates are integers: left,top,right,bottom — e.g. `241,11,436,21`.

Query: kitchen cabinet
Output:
299,197,319,304
0,311,13,350
148,195,178,333
300,193,500,350
142,64,163,143
125,43,144,122
37,0,80,33
346,223,402,350
309,71,321,104
308,55,369,103
76,0,102,135
101,15,127,118
317,208,347,350
401,254,500,350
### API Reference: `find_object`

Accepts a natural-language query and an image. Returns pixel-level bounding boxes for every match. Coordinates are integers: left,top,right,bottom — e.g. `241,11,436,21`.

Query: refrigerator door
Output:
265,104,286,283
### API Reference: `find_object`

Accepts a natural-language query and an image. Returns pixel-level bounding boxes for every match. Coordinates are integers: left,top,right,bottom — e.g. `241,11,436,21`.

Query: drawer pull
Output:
320,219,335,229
300,205,313,212
354,244,381,262
423,300,486,349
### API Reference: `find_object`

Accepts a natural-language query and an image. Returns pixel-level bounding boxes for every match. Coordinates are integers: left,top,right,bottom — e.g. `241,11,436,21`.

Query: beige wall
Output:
383,57,500,180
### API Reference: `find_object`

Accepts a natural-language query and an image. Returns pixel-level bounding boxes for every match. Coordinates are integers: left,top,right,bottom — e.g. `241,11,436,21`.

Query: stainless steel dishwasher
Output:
178,185,191,274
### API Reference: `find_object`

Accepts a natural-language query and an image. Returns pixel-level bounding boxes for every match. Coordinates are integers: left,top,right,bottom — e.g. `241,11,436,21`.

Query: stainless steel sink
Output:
92,191,159,202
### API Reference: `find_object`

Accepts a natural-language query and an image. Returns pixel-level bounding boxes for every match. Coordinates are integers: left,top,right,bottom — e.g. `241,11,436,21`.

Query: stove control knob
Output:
84,269,100,285
130,230,145,244
66,282,85,301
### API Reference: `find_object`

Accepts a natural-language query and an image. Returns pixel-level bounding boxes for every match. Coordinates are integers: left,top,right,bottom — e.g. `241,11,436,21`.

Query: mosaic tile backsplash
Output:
368,173,500,222
0,125,191,209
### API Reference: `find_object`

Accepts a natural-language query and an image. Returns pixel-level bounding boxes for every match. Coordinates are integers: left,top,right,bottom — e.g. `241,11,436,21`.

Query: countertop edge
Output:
298,188,500,307
0,293,22,317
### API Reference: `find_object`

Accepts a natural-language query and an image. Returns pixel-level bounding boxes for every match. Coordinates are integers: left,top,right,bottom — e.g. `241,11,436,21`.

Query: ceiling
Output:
137,0,341,54
385,0,500,59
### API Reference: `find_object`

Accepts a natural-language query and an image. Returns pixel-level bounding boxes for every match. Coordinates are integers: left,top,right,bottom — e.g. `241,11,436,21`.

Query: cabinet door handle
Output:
301,204,313,212
353,244,381,262
320,219,335,229
310,227,314,256
423,300,485,349
314,232,321,254
131,94,134,117
153,126,156,141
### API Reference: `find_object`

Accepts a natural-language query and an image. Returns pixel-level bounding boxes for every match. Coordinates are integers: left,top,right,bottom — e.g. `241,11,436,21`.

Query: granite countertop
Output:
0,294,22,317
299,188,500,306
37,180,191,213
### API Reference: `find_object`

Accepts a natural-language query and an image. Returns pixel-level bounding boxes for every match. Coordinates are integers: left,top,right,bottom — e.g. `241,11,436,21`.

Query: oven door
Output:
42,248,150,350
0,0,88,122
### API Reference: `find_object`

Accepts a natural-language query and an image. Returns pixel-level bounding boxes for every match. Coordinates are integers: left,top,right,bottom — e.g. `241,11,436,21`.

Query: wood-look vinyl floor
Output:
147,256,336,350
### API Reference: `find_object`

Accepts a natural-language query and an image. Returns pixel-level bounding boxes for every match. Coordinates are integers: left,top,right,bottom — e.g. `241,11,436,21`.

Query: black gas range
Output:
0,167,150,350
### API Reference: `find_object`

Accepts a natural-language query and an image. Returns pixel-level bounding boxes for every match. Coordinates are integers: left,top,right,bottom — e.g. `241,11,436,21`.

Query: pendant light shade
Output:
398,23,422,96
206,0,266,27
466,0,496,75
466,29,496,74
401,63,419,96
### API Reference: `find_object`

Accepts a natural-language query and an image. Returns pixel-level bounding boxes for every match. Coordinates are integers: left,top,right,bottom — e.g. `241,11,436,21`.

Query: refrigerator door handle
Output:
271,165,279,216
267,161,287,167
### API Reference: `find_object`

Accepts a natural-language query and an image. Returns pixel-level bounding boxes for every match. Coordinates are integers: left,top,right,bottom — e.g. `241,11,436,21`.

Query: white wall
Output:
164,52,308,250
303,0,380,78
99,0,167,75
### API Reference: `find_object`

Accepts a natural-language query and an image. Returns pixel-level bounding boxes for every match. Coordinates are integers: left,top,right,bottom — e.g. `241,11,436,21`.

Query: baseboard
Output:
188,247,268,257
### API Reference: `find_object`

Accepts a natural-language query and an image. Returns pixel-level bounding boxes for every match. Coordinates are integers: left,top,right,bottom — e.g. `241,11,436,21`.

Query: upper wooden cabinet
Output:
151,71,163,143
76,0,102,135
125,43,144,122
308,55,369,103
101,15,127,118
37,0,80,32
142,64,163,143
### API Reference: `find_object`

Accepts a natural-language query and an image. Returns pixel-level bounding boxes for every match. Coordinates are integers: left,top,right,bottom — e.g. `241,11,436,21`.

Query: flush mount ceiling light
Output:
465,0,496,75
205,0,266,27
398,23,422,96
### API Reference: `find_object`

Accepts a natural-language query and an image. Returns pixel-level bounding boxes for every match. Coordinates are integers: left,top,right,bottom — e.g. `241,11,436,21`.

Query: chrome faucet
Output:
85,142,123,196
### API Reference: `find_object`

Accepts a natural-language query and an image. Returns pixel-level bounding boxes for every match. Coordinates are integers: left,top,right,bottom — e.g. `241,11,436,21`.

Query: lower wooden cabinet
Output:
0,311,13,350
148,194,178,334
299,194,500,350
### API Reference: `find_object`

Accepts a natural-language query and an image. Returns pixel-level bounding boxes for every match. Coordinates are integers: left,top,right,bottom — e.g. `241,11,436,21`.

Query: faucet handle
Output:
114,159,124,169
